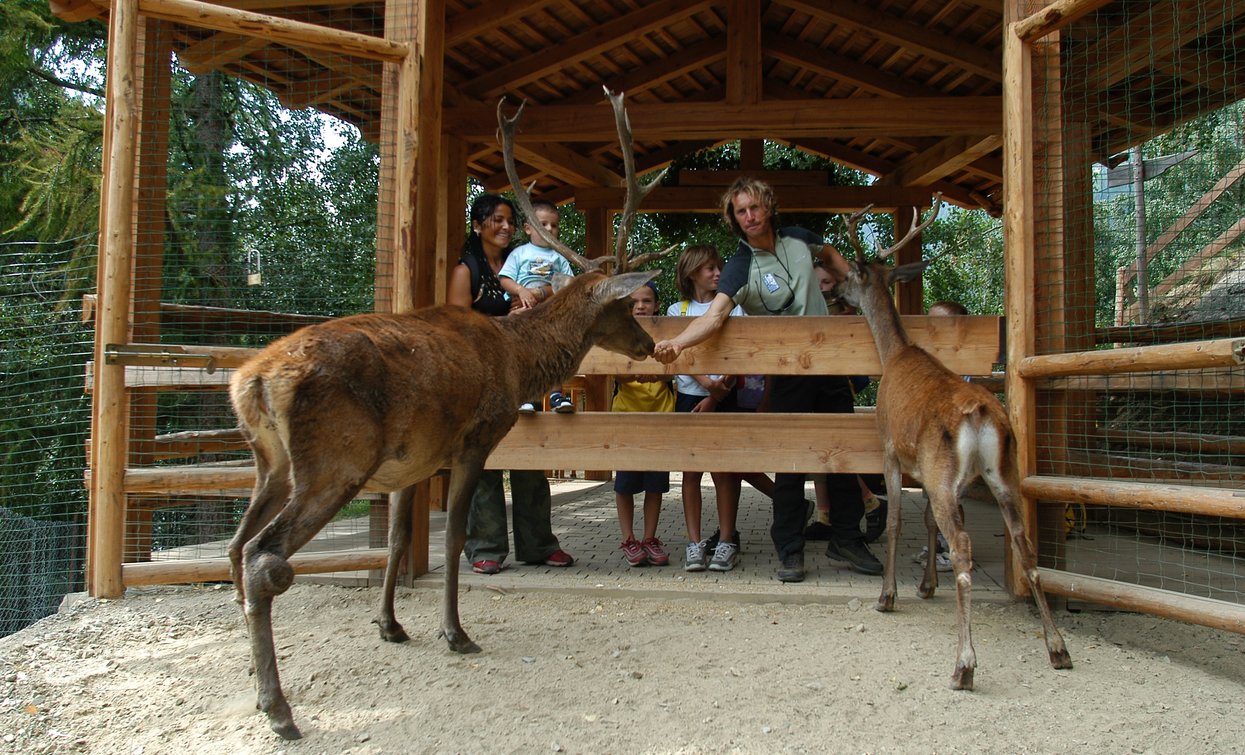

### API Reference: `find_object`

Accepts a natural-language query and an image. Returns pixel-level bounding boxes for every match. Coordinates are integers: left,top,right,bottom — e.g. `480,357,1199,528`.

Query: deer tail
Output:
229,370,269,433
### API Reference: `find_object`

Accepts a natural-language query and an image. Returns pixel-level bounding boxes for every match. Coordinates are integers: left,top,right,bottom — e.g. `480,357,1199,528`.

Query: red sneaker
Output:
544,549,574,567
640,537,670,566
472,559,501,575
620,538,647,566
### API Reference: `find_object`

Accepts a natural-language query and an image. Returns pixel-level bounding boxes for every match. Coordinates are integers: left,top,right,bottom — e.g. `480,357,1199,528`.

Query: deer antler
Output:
843,193,944,263
497,91,676,274
604,87,672,272
497,97,596,272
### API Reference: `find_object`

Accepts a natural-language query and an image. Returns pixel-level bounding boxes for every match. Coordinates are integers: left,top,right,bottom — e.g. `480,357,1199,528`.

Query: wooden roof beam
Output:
446,0,560,46
573,185,937,213
1067,0,1245,96
444,97,1001,141
561,37,726,105
176,31,268,74
279,70,364,110
780,0,1001,82
877,134,1002,187
463,0,716,98
763,30,943,99
515,142,624,188
773,138,996,212
136,0,408,62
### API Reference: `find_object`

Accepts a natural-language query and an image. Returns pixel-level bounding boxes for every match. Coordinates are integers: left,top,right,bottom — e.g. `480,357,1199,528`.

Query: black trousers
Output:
767,375,864,559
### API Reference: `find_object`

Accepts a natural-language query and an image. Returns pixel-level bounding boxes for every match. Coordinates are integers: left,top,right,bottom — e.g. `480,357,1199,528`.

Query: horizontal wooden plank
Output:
1017,337,1244,378
604,315,1003,377
1038,568,1245,635
121,413,886,495
443,98,1003,141
572,186,937,213
1037,367,1245,394
489,412,884,473
1020,475,1245,517
86,363,232,390
93,316,1003,388
124,548,390,587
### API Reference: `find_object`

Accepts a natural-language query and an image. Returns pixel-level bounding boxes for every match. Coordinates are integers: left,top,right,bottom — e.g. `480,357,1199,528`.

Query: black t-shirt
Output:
462,251,510,317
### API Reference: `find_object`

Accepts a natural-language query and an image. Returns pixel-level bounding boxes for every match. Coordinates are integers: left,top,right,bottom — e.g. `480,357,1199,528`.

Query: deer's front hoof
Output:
917,580,936,599
372,617,410,644
875,592,896,612
440,627,482,654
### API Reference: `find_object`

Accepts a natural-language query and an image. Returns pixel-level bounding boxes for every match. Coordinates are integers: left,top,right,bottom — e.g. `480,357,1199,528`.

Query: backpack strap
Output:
679,299,689,316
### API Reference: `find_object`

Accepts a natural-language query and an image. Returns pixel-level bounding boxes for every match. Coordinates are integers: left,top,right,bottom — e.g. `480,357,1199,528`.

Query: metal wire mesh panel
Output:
111,15,392,574
0,242,94,636
1028,0,1244,608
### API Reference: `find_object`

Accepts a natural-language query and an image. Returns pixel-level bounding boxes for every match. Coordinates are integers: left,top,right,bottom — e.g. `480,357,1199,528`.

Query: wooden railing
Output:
88,314,1006,588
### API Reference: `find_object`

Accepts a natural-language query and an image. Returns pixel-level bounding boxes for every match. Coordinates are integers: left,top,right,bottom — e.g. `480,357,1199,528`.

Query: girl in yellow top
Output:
612,281,676,567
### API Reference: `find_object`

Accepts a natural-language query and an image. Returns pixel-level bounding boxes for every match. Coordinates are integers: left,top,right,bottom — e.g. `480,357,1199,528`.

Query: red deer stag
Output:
832,196,1072,690
227,89,663,739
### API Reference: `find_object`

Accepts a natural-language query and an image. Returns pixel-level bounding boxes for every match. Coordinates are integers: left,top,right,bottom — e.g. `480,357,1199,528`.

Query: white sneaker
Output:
518,403,536,415
684,541,707,572
708,541,739,572
552,396,575,413
915,545,958,573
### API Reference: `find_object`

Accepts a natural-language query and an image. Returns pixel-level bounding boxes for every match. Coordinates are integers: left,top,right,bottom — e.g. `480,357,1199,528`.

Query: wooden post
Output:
1059,67,1098,582
380,0,428,582
1029,15,1073,589
740,139,763,171
445,135,468,266
892,205,924,315
412,0,446,309
90,0,140,598
126,17,173,564
1002,8,1036,598
581,205,613,481
726,0,761,106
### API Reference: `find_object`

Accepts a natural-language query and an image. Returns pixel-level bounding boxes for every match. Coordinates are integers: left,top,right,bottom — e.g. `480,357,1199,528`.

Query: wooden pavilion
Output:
53,0,1245,632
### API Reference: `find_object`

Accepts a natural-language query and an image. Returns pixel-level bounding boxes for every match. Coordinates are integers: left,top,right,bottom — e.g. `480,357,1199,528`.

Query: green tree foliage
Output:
1093,101,1245,325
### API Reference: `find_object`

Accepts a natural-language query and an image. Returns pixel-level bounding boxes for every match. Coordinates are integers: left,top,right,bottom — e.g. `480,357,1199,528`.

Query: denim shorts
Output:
614,470,670,495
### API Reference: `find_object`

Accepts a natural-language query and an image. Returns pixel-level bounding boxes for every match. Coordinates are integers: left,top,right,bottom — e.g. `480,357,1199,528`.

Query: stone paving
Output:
407,474,1015,604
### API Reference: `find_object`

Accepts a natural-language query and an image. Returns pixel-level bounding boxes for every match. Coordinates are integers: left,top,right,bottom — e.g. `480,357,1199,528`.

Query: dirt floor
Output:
2,579,1244,754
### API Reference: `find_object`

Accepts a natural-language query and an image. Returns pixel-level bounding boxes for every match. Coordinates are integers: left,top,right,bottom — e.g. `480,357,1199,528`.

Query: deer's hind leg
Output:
241,467,371,740
918,498,939,599
228,444,291,608
985,464,1073,671
927,484,976,690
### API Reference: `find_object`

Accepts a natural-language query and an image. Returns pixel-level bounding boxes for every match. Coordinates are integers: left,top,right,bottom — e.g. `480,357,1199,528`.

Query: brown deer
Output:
832,196,1072,690
226,89,663,740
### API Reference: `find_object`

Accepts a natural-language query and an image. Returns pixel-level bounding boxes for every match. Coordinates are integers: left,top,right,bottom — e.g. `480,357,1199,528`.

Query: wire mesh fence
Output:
0,241,94,636
1028,0,1244,608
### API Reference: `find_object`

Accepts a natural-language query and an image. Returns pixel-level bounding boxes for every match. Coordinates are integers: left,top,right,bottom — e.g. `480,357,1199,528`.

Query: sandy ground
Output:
2,580,1244,754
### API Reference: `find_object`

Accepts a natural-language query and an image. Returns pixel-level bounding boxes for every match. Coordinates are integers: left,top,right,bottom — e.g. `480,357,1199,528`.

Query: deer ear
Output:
550,273,575,293
595,269,660,303
888,259,931,285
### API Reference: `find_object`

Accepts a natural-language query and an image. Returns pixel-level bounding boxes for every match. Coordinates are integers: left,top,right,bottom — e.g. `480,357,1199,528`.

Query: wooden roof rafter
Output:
462,0,717,99
50,0,1245,217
